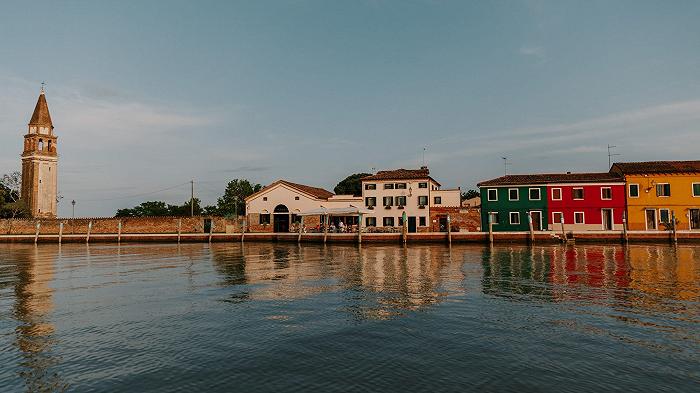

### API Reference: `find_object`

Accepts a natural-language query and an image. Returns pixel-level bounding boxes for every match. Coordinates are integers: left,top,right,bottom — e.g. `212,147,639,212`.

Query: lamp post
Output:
71,200,76,234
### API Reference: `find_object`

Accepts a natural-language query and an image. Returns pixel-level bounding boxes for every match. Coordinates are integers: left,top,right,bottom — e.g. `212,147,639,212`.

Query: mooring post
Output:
672,211,678,244
358,213,363,245
488,214,494,245
447,214,452,245
298,216,304,243
58,222,64,245
86,221,92,244
560,215,566,242
208,220,214,243
117,220,122,244
528,212,535,245
622,212,628,244
177,218,182,244
34,221,41,244
241,219,246,243
323,214,329,244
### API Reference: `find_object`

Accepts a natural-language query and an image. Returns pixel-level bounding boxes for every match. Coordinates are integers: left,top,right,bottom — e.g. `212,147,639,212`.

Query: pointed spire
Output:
29,87,53,127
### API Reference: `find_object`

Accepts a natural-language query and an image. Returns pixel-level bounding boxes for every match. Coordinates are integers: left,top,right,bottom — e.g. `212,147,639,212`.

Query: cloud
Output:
518,45,547,61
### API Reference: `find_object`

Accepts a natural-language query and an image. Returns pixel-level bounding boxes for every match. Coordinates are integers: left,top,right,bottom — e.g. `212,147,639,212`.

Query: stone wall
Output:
429,207,481,232
0,216,245,235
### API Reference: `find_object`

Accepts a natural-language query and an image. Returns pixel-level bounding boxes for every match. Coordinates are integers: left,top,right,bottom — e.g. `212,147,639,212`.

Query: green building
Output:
478,177,548,232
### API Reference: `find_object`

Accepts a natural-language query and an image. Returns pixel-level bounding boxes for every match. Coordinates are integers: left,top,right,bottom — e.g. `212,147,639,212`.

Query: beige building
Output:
245,180,362,232
21,88,58,218
361,168,461,232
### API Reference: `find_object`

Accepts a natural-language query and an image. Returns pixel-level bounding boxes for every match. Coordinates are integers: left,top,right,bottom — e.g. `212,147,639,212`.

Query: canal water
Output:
0,243,698,392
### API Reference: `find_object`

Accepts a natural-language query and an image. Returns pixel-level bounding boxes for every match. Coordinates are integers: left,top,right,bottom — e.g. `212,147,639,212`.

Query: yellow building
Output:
610,161,700,231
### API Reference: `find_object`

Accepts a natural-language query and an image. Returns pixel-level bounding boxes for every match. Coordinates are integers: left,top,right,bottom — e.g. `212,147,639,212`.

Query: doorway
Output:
645,209,657,230
273,204,290,233
439,217,448,232
407,216,417,233
530,211,542,231
690,209,700,230
602,209,613,230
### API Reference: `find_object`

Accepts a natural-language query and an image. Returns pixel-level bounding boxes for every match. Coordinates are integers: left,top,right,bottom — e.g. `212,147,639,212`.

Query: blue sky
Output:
1,0,699,217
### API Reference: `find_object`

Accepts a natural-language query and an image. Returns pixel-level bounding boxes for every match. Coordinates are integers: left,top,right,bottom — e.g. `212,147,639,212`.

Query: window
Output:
574,212,585,224
366,217,376,227
419,216,426,226
292,214,300,224
509,212,520,225
365,197,376,207
572,188,584,200
418,182,428,189
396,183,407,189
553,212,564,224
396,196,407,206
418,196,428,206
601,187,612,200
434,196,442,205
365,184,376,190
551,188,562,200
656,183,671,197
529,188,541,201
384,183,395,190
259,214,270,225
38,139,44,151
693,183,700,197
508,188,519,201
263,197,268,201
398,216,404,226
487,189,498,202
383,196,394,206
383,217,395,227
489,212,500,224
659,209,670,224
629,184,639,198
295,196,300,200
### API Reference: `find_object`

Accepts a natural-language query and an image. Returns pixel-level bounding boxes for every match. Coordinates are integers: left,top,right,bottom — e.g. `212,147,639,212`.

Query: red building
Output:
545,173,626,231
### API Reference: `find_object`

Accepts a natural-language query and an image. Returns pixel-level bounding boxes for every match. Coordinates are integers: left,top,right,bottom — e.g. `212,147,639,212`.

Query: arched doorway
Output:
273,204,290,233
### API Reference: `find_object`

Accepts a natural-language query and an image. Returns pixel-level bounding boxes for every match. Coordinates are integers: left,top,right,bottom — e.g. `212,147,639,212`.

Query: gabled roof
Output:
29,91,53,127
361,168,440,186
478,172,624,187
610,161,700,175
245,180,335,202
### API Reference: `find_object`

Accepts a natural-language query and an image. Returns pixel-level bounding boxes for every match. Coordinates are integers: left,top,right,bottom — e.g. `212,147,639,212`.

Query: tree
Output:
216,179,262,217
114,198,216,217
334,173,372,197
461,189,480,201
1,171,28,220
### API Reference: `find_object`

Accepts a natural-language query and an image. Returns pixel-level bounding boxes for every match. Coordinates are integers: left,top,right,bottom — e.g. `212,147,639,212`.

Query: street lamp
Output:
71,200,76,234
71,200,76,219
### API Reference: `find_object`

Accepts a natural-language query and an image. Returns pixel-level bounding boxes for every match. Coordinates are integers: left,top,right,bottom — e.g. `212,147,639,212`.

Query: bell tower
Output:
21,86,58,218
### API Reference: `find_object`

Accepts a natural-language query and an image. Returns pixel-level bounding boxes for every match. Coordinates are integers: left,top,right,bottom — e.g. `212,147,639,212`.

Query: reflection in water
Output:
0,243,697,392
9,246,67,392
210,244,467,320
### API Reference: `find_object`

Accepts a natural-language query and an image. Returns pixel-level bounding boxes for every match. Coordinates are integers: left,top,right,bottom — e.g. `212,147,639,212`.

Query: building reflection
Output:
210,243,466,320
481,244,699,309
7,245,67,392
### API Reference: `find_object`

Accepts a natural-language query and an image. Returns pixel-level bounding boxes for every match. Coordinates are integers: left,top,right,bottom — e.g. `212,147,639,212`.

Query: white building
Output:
361,168,461,232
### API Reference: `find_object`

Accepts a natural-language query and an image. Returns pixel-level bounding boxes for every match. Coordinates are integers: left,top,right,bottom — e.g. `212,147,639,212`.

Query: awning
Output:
297,206,372,216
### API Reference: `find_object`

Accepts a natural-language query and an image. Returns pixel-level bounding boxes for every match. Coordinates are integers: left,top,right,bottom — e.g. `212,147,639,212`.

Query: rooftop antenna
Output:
501,157,510,176
607,144,620,168
422,147,426,167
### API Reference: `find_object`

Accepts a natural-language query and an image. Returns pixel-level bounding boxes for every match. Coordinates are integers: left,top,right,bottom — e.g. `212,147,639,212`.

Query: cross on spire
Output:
40,81,46,94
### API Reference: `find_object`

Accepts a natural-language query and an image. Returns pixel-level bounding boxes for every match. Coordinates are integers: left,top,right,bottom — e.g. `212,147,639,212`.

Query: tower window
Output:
38,139,44,151
48,140,53,151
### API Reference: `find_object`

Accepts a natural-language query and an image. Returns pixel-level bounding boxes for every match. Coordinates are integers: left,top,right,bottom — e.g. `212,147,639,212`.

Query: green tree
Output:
216,179,262,217
1,171,28,219
333,173,372,197
461,189,480,201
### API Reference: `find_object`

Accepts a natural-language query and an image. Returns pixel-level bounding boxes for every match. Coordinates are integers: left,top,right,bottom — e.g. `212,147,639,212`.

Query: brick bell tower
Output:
21,86,58,218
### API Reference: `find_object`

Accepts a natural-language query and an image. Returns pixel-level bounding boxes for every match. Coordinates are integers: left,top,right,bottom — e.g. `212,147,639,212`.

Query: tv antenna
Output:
502,157,511,176
607,145,620,168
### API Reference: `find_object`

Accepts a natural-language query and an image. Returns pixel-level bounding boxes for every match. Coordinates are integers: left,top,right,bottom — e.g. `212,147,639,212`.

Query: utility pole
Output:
422,147,426,167
190,180,194,217
607,145,620,168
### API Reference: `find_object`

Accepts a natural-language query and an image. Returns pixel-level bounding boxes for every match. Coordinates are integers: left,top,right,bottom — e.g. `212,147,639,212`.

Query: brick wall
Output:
429,207,481,232
0,216,244,235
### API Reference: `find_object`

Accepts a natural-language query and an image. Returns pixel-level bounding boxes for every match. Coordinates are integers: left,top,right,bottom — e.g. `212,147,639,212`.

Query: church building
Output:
21,87,58,218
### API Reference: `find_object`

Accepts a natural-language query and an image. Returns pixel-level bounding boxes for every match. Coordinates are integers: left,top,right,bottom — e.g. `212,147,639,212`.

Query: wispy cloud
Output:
518,45,547,60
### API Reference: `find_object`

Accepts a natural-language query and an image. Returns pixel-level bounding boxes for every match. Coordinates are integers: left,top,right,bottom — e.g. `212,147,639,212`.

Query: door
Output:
690,209,700,230
602,209,613,230
407,216,417,233
203,219,212,233
645,209,657,230
530,211,542,231
273,204,290,232
439,217,448,232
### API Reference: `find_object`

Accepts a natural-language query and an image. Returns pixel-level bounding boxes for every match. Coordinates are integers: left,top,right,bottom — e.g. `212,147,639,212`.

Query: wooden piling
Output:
117,220,122,244
298,216,304,243
208,220,214,243
528,212,535,245
86,221,92,244
447,214,452,245
34,221,40,244
58,222,64,245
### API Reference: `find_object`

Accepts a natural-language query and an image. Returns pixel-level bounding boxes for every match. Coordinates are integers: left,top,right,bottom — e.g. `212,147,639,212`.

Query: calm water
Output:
0,243,698,392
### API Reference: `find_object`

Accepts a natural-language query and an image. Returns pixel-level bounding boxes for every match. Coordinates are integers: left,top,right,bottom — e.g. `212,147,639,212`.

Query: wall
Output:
429,207,481,232
624,174,700,231
480,186,548,231
0,216,244,235
547,183,626,231
362,177,438,230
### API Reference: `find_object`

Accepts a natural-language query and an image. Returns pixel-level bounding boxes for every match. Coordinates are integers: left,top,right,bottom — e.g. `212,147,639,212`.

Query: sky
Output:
1,0,699,217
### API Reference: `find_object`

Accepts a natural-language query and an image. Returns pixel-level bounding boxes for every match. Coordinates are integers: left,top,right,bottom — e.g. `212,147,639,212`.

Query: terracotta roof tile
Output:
611,161,700,174
362,168,440,185
278,180,334,199
478,172,624,187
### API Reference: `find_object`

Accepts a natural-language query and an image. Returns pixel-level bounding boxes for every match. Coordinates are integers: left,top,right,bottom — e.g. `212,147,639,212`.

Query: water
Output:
0,243,698,393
